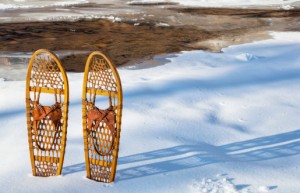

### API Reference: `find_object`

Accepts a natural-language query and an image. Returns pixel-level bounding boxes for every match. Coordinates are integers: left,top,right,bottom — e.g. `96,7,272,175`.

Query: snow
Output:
127,0,300,8
258,186,270,193
1,31,300,192
191,175,243,193
0,0,88,10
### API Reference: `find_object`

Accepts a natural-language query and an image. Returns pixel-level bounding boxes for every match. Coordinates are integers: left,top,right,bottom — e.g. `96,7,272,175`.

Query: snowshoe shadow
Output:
116,130,300,181
62,130,300,180
63,163,86,176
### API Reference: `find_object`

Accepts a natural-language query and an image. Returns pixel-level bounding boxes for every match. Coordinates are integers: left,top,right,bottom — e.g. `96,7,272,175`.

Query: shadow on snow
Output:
63,130,300,182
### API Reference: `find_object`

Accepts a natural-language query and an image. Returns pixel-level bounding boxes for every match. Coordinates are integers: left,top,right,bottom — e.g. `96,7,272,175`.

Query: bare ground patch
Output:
0,7,299,71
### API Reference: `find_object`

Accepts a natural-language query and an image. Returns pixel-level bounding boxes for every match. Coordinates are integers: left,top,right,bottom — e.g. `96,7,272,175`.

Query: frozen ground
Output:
0,0,300,23
0,0,299,9
0,31,300,193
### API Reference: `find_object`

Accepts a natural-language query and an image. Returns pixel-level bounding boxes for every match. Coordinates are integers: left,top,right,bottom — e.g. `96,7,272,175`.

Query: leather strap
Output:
32,102,62,151
86,103,116,156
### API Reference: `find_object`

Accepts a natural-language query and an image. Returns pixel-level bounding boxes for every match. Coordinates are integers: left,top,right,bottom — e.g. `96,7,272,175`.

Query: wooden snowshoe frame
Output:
26,49,69,176
82,51,123,183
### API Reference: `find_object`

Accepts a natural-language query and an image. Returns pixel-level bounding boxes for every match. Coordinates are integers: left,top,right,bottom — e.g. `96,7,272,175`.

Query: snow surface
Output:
1,31,300,192
0,0,88,10
127,0,300,8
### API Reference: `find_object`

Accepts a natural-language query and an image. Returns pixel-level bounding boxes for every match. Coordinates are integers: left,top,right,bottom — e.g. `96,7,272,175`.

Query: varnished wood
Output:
26,49,69,176
86,88,118,98
29,87,64,95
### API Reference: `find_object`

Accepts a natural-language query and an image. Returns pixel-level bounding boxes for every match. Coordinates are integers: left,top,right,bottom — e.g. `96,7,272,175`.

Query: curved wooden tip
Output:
86,51,122,92
31,49,66,69
28,49,69,93
85,51,117,71
31,49,60,62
